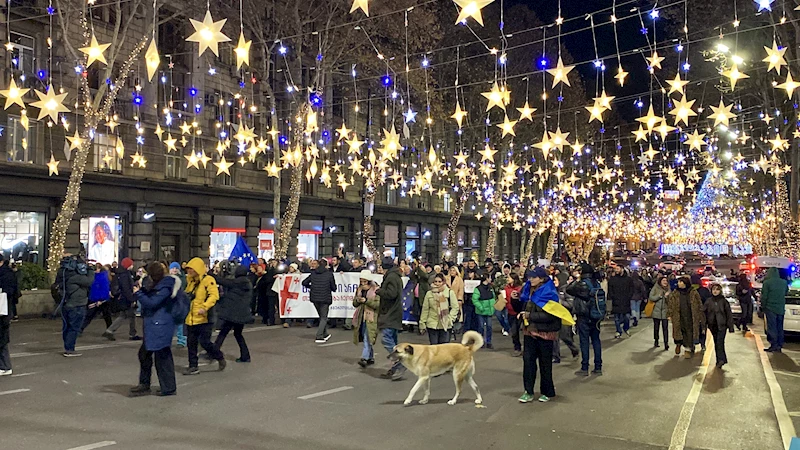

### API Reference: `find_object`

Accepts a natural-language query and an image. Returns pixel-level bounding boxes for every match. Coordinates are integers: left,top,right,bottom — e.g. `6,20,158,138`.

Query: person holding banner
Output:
419,273,460,344
352,270,380,368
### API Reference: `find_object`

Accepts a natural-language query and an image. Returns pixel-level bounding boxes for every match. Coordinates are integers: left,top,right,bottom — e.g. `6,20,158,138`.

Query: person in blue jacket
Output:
129,262,179,397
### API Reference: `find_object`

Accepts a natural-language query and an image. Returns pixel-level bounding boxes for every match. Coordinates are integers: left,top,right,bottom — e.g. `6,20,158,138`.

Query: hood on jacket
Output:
314,266,328,275
185,257,208,278
234,265,249,278
765,267,780,280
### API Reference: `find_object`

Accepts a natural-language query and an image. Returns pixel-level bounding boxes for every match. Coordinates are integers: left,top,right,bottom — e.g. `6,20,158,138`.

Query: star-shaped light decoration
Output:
66,131,84,150
336,123,351,141
79,34,111,67
585,101,607,123
346,136,364,154
668,96,697,126
533,131,553,159
379,126,402,160
451,102,467,128
107,118,119,131
516,101,536,121
214,155,233,175
47,154,59,176
265,162,280,178
636,105,662,131
30,84,69,121
186,10,230,57
632,126,648,142
763,40,787,74
145,39,160,82
481,82,507,111
497,115,517,137
549,127,570,151
776,72,800,98
769,135,789,151
594,90,615,109
403,107,417,124
179,121,192,135
0,78,29,110
646,51,665,71
154,124,164,141
709,100,736,127
234,32,251,70
350,0,369,16
164,133,177,152
546,56,574,88
667,74,689,95
615,66,628,86
756,0,774,12
479,144,497,162
721,65,749,90
684,130,707,151
184,152,200,169
644,144,660,161
654,121,676,140
453,0,495,26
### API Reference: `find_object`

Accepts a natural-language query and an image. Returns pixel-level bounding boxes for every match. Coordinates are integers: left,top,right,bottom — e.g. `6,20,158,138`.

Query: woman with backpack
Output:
129,262,179,397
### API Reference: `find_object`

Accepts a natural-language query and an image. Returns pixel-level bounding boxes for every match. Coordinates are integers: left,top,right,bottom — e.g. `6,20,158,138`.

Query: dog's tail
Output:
461,330,484,353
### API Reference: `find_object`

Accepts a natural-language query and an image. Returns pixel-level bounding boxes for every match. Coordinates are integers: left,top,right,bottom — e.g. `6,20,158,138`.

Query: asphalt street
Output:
0,316,793,450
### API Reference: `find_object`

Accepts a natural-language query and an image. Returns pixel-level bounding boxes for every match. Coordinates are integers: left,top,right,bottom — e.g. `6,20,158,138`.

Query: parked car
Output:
785,284,800,333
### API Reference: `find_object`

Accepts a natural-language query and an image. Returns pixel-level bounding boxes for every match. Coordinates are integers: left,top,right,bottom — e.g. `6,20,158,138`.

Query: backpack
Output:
586,279,607,321
169,288,191,326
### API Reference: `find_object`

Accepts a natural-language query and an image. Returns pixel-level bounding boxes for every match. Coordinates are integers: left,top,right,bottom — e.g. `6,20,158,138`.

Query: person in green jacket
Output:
472,274,496,349
762,267,789,352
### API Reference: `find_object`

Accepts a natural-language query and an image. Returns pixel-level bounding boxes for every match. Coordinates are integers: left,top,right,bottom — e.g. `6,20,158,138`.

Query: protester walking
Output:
667,277,704,358
446,265,465,340
608,266,633,338
353,270,380,368
213,265,254,363
505,273,524,357
81,264,113,334
420,273,459,345
567,263,605,376
735,273,754,333
762,267,789,353
183,257,224,375
103,257,140,341
630,272,647,327
472,274,496,350
302,258,337,343
518,267,561,403
703,283,734,368
129,262,178,397
648,275,671,351
377,257,406,380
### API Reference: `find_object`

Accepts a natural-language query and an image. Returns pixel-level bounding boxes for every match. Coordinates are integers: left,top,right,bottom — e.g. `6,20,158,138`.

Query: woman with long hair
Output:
353,271,380,368
648,275,671,351
667,277,704,358
446,265,464,340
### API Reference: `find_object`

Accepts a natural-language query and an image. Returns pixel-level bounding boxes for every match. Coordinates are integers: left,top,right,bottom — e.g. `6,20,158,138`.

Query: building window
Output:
165,153,183,179
302,177,315,196
444,193,451,213
93,133,121,172
9,32,35,78
386,186,398,206
0,211,45,265
7,115,35,163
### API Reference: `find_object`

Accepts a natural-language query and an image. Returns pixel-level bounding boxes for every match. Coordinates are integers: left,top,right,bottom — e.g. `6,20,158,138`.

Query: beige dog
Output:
391,330,484,406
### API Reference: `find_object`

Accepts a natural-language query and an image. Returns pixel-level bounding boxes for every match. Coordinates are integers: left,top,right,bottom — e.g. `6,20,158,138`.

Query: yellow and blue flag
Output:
521,279,576,326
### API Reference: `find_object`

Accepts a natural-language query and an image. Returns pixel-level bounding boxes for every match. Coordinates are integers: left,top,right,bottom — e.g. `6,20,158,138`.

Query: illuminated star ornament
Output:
615,66,629,86
47,154,59,176
451,102,467,128
756,0,774,12
669,96,697,126
453,0,495,26
234,32,251,70
482,82,507,111
30,84,70,121
721,65,749,90
66,131,84,150
186,10,230,57
497,115,517,137
667,74,688,95
79,33,111,67
0,78,29,109
546,56,575,88
763,40,787,74
144,39,160,82
350,0,369,16
403,107,417,124
517,101,536,121
709,100,736,127
776,72,800,98
646,51,665,71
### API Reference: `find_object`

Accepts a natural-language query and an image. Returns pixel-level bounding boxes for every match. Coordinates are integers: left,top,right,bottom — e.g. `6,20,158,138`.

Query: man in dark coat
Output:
261,261,280,326
302,258,337,343
61,257,95,356
376,257,406,380
213,265,254,362
608,266,633,338
0,254,15,374
103,257,140,341
735,273,754,332
330,254,352,273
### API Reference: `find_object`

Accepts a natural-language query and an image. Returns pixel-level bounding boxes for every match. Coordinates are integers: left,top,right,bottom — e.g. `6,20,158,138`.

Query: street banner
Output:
464,280,480,294
273,272,410,319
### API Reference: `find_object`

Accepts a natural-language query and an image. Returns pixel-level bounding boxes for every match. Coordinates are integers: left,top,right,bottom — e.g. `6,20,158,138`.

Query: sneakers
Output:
552,358,561,364
765,347,782,353
182,367,200,376
624,330,631,337
156,389,176,397
538,395,551,403
391,367,407,381
315,334,332,343
512,350,522,357
591,369,603,376
358,358,369,368
11,316,18,323
218,358,227,371
283,323,289,328
574,370,589,377
0,369,12,376
63,351,82,357
614,333,621,339
380,369,394,379
632,320,638,327
502,330,509,337
235,358,251,363
485,343,494,350
129,384,151,397
571,349,579,358
102,331,116,341
518,392,535,403
176,341,187,348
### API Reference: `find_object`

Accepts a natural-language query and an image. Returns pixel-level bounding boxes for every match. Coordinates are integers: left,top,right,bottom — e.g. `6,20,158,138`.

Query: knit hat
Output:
525,266,548,280
289,263,298,271
169,262,181,271
121,257,134,270
580,262,595,275
359,269,374,281
381,256,395,270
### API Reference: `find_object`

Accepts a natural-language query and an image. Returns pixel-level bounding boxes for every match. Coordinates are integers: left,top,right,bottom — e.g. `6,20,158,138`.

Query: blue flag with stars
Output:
229,236,255,267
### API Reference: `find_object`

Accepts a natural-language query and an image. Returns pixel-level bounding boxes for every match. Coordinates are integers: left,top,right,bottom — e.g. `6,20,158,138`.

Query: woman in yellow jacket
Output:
183,257,224,375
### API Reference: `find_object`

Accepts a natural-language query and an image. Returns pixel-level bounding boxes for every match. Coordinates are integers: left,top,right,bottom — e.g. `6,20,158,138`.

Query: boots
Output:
654,339,659,348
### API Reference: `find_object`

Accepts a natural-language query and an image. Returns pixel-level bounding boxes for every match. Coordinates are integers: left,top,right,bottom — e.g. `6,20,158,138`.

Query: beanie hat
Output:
121,257,134,270
381,256,395,270
169,262,181,271
525,266,549,280
580,262,595,275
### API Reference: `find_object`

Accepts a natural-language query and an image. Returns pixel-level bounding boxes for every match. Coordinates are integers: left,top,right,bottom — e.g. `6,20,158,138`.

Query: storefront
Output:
258,218,275,261
80,216,122,266
210,215,246,266
297,219,322,261
404,224,419,259
0,210,46,264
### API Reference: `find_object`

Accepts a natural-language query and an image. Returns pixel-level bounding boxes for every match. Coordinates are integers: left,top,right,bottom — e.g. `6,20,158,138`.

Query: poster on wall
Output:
87,217,119,265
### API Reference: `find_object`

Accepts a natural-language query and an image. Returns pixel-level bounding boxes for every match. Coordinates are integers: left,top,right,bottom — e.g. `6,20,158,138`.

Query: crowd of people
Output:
0,249,792,404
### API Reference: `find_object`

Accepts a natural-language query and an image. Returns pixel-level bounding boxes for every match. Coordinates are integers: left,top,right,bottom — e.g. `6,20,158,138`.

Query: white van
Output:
750,256,799,332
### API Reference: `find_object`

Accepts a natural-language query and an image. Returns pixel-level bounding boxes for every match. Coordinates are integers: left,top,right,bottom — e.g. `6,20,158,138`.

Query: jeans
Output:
427,329,450,345
62,306,86,352
523,335,555,397
653,318,669,344
106,305,138,337
577,317,602,371
630,300,642,322
554,325,578,360
313,303,330,340
614,313,630,334
765,310,785,350
476,315,493,345
138,344,176,394
495,309,510,333
215,320,250,361
709,326,728,365
381,328,403,373
360,322,374,360
175,324,186,346
739,299,753,328
0,344,10,371
81,302,113,332
463,302,477,333
508,315,522,351
186,323,223,368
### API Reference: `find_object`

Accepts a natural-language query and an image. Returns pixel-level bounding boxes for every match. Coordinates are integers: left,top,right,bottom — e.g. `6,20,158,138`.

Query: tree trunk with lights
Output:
792,145,799,222
485,191,503,261
362,188,378,258
524,230,536,265
445,190,468,261
544,224,558,261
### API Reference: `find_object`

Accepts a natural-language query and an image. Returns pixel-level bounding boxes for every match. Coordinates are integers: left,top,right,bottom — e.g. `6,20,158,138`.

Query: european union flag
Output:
229,236,255,267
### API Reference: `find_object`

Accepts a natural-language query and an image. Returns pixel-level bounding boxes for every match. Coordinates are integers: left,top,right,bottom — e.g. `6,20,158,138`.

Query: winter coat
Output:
667,288,703,343
505,284,523,316
420,287,459,331
631,275,647,302
648,284,670,320
377,267,403,330
0,314,8,348
352,283,380,345
413,265,430,302
448,275,465,302
89,271,111,303
703,295,734,332
137,275,180,351
524,299,562,333
735,277,753,301
214,266,254,325
64,270,95,308
253,272,272,308
302,266,337,304
184,257,220,326
761,267,789,315
113,267,136,309
472,283,496,316
608,273,634,314
0,264,18,303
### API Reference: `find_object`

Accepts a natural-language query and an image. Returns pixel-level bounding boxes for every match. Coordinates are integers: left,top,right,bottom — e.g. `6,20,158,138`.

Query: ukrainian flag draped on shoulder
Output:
521,279,575,326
